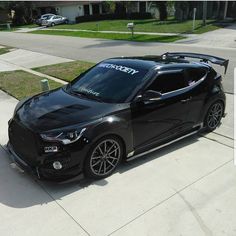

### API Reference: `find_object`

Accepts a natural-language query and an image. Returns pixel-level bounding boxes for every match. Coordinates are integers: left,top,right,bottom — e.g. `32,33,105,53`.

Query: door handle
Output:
181,96,192,103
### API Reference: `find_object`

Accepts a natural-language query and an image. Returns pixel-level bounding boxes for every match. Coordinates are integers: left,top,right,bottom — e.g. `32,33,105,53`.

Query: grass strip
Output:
0,70,62,100
31,30,185,42
33,60,94,82
53,19,221,34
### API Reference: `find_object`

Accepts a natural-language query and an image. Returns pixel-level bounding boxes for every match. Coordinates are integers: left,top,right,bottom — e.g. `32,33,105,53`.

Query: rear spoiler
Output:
162,52,229,74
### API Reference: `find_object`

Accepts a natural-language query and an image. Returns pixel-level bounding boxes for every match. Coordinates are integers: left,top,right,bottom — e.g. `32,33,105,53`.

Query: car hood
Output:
16,88,125,132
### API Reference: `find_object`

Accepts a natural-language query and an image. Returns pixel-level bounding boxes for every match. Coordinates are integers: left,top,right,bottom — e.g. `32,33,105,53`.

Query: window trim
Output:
145,69,187,95
142,68,207,99
184,67,208,84
162,76,205,97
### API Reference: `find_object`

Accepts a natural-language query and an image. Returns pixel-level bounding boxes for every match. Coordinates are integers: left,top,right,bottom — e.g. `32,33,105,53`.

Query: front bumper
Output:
7,141,85,182
7,142,40,178
41,22,51,26
8,117,90,181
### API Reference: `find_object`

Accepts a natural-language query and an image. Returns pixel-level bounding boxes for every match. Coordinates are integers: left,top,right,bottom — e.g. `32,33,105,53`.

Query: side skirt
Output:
127,123,203,162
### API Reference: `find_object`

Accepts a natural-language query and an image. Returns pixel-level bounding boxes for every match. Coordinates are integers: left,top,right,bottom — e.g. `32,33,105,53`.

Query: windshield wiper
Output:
70,89,104,102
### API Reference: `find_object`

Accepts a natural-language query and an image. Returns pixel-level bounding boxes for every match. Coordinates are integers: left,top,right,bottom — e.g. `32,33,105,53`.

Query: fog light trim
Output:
53,161,62,170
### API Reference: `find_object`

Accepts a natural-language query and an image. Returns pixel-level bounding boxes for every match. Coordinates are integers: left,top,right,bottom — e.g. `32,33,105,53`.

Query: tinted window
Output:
185,68,206,85
70,62,148,103
147,71,187,93
43,15,52,19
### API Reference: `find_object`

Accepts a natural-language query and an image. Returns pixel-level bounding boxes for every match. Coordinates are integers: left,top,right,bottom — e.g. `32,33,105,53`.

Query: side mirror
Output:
142,90,162,101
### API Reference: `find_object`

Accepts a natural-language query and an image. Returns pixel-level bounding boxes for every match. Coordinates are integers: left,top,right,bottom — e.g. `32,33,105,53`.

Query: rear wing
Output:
162,52,229,74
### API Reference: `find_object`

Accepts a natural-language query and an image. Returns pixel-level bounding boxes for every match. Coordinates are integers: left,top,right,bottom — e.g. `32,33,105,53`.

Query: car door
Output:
131,69,192,151
57,16,64,24
184,67,208,126
52,16,60,25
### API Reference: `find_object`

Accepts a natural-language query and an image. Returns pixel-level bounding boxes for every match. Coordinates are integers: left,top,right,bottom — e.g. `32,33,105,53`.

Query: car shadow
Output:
0,133,200,209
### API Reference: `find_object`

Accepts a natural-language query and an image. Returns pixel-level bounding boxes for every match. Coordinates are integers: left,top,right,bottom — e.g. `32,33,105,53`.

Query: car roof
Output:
103,56,211,72
42,14,55,16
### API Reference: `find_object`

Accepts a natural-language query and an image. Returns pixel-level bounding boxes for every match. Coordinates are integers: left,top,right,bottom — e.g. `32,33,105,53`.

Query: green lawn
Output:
18,23,38,28
53,19,221,34
0,47,11,55
0,27,16,31
0,70,62,100
34,60,95,82
31,30,185,42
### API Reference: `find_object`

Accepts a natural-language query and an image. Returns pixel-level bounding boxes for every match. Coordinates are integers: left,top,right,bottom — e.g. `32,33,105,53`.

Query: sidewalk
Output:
15,25,181,36
0,48,70,84
0,89,235,236
15,26,45,33
41,28,181,36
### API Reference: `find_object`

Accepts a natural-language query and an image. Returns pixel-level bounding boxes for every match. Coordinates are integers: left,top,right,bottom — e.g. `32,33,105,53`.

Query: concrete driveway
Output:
0,90,235,236
177,23,236,48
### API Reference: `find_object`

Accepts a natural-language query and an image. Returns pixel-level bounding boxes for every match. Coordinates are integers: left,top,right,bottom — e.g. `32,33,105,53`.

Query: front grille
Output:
9,119,39,166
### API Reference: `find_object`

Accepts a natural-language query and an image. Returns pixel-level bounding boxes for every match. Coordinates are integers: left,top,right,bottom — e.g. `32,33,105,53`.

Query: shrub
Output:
76,12,152,23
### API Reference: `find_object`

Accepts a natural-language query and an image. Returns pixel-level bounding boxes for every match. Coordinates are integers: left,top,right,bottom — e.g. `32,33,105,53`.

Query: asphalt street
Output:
0,31,235,93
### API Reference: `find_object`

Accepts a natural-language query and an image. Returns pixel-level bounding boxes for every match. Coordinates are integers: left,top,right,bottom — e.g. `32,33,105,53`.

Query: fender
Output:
199,85,226,123
84,113,134,158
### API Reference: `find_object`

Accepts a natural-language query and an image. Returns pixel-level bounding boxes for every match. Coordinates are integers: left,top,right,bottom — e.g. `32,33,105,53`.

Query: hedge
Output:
76,12,152,23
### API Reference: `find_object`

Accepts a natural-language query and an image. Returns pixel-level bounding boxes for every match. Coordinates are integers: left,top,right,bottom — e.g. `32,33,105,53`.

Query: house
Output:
125,1,151,14
34,1,156,23
113,1,153,15
34,1,103,23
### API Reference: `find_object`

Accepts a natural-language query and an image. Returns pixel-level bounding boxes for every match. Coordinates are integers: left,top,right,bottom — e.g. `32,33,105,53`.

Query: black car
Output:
7,52,228,181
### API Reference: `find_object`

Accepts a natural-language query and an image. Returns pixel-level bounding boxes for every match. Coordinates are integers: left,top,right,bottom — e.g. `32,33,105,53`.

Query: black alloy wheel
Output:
205,101,224,131
84,136,123,179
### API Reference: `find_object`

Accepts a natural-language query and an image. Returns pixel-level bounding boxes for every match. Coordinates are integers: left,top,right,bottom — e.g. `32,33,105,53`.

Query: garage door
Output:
60,6,79,22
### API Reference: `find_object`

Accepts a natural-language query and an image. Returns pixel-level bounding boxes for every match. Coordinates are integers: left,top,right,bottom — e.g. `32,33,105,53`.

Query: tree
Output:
114,1,126,15
202,1,207,26
102,1,116,14
151,1,168,21
8,1,35,25
174,1,189,21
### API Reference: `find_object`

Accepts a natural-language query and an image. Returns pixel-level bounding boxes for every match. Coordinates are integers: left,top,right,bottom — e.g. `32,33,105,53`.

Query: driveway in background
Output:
177,23,236,48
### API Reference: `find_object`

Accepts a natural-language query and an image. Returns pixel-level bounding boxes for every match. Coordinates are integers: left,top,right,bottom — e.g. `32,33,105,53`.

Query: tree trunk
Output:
216,1,220,19
202,1,207,25
223,1,228,19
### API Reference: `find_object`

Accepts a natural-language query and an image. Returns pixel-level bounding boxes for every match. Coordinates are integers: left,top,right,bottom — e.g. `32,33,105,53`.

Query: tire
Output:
51,22,55,27
84,135,124,179
204,101,224,132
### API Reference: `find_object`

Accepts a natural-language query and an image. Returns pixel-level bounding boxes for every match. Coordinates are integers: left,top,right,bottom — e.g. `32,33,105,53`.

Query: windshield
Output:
42,15,53,19
69,62,149,103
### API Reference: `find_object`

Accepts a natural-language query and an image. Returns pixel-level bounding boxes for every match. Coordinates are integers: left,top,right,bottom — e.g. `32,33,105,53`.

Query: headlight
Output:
40,128,86,145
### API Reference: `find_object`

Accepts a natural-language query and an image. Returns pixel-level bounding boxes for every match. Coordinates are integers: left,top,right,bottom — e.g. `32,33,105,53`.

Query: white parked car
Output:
41,15,69,27
35,14,56,26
